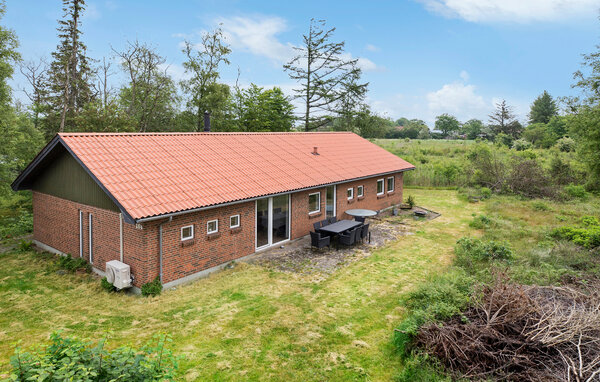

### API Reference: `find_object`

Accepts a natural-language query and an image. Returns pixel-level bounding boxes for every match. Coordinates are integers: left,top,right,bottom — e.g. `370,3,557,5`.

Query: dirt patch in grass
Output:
249,208,440,276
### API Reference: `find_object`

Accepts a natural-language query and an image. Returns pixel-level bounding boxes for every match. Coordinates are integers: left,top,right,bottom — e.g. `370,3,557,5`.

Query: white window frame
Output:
308,192,321,214
181,225,194,241
347,187,354,200
377,179,385,195
88,213,93,264
357,185,364,198
387,176,395,193
230,214,240,229
207,219,219,234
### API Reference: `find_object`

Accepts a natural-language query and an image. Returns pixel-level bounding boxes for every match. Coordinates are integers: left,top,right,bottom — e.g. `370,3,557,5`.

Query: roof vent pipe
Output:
313,146,319,155
203,111,211,132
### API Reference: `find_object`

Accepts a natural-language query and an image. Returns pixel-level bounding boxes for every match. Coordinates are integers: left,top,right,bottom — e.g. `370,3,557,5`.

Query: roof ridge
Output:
58,131,357,137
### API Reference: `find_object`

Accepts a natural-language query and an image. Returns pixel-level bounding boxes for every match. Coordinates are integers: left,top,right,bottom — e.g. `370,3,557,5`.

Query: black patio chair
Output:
353,227,363,244
361,223,370,243
320,219,329,228
310,231,330,249
313,221,321,231
328,216,337,224
338,228,356,247
354,216,365,223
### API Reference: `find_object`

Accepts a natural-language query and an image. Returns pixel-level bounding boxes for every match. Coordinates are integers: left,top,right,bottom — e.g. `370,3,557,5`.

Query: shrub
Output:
57,255,91,273
141,277,163,297
10,332,178,381
512,138,532,151
101,277,116,292
480,187,492,199
454,237,513,269
17,240,33,252
564,184,587,199
507,158,554,198
469,214,493,229
556,136,576,152
551,217,600,249
531,200,549,211
407,195,416,209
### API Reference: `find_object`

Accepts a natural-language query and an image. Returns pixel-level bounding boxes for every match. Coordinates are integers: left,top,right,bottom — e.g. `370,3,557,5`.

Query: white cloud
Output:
427,82,486,119
158,63,190,82
459,70,469,82
418,0,599,23
216,15,294,63
365,44,380,52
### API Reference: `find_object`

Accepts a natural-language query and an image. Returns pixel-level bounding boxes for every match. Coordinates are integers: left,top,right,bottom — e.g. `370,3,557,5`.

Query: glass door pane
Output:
272,194,289,244
256,198,269,248
326,186,335,218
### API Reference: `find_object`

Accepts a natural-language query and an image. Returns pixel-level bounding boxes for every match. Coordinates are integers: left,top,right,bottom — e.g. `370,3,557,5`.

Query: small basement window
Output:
308,192,320,214
181,225,194,241
377,179,384,195
357,185,364,198
207,219,219,234
230,214,240,229
387,176,395,193
347,187,354,200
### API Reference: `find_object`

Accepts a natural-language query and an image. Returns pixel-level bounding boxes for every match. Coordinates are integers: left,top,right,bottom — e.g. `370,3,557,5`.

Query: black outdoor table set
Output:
310,209,377,249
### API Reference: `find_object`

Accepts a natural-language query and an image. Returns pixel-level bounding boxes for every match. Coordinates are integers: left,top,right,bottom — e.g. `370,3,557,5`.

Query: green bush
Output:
101,277,116,292
0,209,33,239
407,195,416,209
18,240,33,252
454,237,513,269
556,136,576,152
531,200,549,211
512,138,532,151
57,255,91,273
564,184,587,199
551,217,600,249
141,277,163,297
393,270,473,356
10,332,178,381
480,187,492,199
469,214,493,229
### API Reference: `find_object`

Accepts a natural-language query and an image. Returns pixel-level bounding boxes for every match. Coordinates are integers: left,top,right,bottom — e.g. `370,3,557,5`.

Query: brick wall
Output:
32,171,405,288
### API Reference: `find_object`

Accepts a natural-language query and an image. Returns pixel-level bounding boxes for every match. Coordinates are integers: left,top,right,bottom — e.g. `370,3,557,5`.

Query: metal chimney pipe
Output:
203,111,211,132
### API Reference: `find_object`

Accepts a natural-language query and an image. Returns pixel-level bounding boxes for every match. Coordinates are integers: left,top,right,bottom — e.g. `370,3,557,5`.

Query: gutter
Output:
135,167,415,223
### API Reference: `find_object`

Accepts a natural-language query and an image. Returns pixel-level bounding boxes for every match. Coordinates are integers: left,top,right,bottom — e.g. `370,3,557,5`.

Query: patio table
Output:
344,209,378,218
318,219,363,235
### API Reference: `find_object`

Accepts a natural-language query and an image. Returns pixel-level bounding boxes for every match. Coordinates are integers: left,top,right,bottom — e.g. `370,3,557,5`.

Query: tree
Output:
46,0,95,135
0,0,20,113
18,58,48,129
522,123,554,148
354,106,392,138
284,19,367,131
529,90,558,124
461,119,484,140
489,100,521,138
238,84,295,132
114,40,178,132
180,28,231,131
435,113,460,138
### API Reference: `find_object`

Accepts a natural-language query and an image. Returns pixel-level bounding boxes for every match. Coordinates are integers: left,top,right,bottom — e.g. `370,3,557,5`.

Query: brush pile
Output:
416,275,600,381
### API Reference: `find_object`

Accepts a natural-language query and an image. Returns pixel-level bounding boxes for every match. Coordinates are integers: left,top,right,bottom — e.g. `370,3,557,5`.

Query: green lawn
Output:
0,189,481,381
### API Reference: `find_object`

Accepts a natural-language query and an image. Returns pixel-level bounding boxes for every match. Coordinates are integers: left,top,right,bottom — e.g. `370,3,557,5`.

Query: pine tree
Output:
0,0,19,113
46,0,95,134
529,90,558,124
489,100,522,138
284,19,367,131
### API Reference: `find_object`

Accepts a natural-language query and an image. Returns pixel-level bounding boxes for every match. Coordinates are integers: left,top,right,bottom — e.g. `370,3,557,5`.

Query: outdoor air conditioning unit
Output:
106,260,133,290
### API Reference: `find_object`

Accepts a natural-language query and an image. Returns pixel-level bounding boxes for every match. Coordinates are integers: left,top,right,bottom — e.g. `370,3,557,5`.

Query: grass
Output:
0,189,482,381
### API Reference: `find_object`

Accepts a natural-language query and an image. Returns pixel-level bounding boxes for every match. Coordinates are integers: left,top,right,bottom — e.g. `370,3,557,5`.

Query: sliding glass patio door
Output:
256,194,290,249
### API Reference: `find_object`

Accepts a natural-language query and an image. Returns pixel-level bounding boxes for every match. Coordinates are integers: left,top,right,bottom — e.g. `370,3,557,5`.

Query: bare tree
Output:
18,58,48,129
94,56,115,108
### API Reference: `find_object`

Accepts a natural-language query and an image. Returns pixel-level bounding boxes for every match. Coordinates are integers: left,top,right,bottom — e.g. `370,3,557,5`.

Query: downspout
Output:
158,216,172,284
119,213,123,262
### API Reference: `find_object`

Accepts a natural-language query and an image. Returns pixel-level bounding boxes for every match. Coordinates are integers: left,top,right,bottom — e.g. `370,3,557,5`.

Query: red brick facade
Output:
32,172,405,288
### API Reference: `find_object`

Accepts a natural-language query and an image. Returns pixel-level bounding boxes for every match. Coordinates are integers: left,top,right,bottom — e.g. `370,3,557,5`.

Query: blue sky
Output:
4,0,600,125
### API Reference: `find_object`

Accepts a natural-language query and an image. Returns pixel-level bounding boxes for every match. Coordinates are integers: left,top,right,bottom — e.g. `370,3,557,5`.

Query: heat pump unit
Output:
106,260,133,290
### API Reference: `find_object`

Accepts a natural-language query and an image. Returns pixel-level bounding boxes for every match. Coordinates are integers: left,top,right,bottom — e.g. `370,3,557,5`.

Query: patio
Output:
247,206,440,277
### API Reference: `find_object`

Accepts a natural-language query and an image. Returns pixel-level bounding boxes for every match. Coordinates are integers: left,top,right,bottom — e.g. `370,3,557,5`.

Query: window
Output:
377,179,384,195
207,219,219,234
387,176,395,193
230,214,240,229
347,187,354,200
308,192,321,214
181,225,194,241
357,185,364,198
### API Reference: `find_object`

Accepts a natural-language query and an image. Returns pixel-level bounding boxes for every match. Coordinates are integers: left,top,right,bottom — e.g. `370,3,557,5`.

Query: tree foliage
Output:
529,90,558,124
435,113,460,138
237,84,295,132
489,100,522,138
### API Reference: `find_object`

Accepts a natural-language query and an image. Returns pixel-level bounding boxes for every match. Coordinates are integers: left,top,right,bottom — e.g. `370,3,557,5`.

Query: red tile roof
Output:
55,132,414,220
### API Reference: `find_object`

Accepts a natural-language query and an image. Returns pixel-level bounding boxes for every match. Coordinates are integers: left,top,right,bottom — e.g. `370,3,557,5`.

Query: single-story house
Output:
12,132,415,290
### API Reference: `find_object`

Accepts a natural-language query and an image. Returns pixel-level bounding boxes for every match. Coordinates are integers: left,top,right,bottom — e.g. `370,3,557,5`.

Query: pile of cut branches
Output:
416,275,600,381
